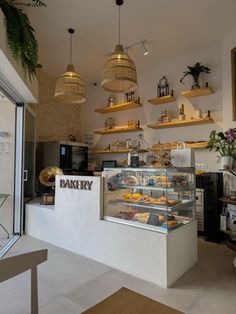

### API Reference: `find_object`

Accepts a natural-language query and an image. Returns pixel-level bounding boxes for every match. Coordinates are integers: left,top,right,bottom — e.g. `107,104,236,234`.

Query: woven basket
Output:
101,44,138,93
55,64,86,104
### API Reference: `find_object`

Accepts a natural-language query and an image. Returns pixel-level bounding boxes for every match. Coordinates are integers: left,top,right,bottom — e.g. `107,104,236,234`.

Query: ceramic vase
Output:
220,156,233,170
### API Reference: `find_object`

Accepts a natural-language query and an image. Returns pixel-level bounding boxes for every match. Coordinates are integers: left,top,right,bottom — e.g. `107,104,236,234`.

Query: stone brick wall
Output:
31,70,81,142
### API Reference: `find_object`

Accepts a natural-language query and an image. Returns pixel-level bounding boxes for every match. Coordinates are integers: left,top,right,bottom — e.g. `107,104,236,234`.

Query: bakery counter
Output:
26,174,197,288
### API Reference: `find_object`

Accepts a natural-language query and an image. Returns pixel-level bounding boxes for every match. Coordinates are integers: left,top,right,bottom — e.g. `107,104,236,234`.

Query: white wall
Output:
222,28,236,129
0,101,15,235
81,44,223,172
0,9,38,103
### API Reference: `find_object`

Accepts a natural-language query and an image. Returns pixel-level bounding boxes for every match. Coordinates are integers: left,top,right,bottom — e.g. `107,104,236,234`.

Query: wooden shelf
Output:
181,87,214,99
94,126,143,135
147,116,213,129
219,197,236,206
95,101,143,114
149,141,208,151
221,229,236,237
148,95,176,105
93,149,128,155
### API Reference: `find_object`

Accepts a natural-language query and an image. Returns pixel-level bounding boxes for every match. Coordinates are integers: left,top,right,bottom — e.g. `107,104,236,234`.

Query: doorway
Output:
0,92,24,256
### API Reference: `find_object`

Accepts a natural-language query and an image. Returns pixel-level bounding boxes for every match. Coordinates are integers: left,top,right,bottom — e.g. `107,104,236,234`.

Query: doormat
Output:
81,287,184,314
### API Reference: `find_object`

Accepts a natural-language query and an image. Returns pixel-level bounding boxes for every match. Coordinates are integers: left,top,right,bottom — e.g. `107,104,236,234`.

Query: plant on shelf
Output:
207,128,236,170
180,62,210,90
0,0,46,79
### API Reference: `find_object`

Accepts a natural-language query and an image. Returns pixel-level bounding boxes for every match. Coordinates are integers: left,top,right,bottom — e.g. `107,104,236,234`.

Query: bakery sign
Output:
59,179,93,191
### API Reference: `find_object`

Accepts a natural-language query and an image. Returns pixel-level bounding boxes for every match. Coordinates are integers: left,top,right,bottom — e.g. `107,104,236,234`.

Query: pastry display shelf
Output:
219,197,236,206
107,166,195,173
94,126,143,135
95,101,143,114
93,149,129,155
148,95,176,105
117,184,194,192
181,87,214,99
103,215,191,234
103,216,168,233
148,141,209,151
109,199,194,212
147,116,213,129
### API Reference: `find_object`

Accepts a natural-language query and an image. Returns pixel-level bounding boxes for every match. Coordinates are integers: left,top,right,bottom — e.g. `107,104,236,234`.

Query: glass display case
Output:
102,167,196,233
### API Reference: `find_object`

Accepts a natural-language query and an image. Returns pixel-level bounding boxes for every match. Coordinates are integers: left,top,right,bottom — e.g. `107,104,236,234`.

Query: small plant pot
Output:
220,156,234,170
191,76,201,90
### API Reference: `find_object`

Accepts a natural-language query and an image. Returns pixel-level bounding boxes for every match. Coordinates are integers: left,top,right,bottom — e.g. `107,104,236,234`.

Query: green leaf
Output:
0,0,45,79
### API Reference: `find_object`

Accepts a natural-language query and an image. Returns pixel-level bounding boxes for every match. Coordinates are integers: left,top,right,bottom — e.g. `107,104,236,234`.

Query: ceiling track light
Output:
126,40,149,56
55,28,86,104
142,41,149,56
101,0,138,93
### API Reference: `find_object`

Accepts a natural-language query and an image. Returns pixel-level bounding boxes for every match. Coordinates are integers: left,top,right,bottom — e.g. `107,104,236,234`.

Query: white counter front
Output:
26,175,197,288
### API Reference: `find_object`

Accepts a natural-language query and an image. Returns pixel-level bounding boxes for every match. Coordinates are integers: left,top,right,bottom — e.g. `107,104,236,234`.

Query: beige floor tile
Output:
39,296,84,314
188,290,236,314
0,236,235,314
67,269,204,313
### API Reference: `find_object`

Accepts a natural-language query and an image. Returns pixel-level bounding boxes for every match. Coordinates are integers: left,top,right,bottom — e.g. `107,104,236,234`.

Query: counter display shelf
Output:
26,173,197,288
102,167,195,234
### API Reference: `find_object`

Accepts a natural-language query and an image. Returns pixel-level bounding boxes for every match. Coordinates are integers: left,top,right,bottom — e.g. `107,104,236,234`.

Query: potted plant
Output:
0,0,46,79
207,128,236,170
180,62,210,90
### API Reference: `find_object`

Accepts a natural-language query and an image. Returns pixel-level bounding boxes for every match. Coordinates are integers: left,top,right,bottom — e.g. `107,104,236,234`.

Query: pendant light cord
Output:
68,28,75,65
118,5,120,45
70,32,72,64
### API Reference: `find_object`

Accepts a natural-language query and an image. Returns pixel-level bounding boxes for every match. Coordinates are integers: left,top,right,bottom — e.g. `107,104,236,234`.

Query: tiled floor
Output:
0,236,235,314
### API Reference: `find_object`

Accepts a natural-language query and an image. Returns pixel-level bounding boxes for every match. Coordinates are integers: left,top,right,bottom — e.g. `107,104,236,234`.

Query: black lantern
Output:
157,75,172,97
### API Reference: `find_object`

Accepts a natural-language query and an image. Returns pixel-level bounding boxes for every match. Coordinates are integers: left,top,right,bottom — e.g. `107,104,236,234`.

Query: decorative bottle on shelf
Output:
179,104,186,121
127,138,132,167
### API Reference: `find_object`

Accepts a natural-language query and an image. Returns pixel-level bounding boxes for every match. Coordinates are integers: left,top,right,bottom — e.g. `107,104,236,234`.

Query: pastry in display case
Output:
102,167,195,233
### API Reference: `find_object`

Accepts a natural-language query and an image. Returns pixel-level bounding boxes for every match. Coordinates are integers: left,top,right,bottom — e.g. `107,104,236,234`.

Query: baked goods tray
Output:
117,184,194,192
109,199,194,212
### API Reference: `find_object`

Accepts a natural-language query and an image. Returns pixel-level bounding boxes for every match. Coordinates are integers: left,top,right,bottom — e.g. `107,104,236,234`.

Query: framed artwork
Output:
231,47,236,120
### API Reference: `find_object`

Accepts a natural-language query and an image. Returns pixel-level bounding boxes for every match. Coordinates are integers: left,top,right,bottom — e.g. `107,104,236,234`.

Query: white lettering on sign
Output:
60,179,93,191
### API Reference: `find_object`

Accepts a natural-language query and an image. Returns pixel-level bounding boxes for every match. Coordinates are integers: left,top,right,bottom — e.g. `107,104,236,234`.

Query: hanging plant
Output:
0,0,46,79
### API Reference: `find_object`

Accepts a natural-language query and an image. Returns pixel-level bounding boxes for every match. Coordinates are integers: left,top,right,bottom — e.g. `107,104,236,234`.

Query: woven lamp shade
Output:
55,64,86,104
101,44,137,93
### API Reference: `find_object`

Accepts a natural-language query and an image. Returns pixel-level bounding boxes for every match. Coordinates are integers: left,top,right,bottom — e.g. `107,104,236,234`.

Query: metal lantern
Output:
55,28,86,104
157,75,169,97
101,0,138,93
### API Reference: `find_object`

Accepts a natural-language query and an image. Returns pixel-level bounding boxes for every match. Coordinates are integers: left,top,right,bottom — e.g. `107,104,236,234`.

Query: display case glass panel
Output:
102,167,195,233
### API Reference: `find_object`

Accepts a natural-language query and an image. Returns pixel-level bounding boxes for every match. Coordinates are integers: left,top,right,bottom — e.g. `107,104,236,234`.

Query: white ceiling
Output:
25,0,236,83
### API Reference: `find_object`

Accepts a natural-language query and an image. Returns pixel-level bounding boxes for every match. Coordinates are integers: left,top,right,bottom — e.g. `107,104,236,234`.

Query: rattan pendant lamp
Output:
101,0,138,93
55,28,86,104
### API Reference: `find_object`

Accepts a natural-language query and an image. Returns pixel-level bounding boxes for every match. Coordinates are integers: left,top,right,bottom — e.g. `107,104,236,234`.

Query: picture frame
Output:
231,47,236,120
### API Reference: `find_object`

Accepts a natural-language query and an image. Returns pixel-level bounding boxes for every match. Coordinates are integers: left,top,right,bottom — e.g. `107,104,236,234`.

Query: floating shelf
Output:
219,197,236,206
95,101,143,114
148,95,176,105
149,141,209,151
94,126,143,135
147,116,213,129
93,149,128,155
181,87,214,99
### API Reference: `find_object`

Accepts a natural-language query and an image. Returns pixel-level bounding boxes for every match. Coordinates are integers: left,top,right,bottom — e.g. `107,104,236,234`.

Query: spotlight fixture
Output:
101,0,138,93
126,40,149,56
142,41,149,56
55,28,86,104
